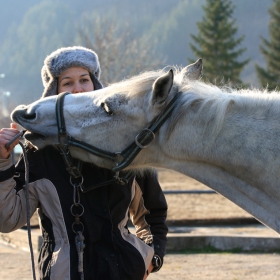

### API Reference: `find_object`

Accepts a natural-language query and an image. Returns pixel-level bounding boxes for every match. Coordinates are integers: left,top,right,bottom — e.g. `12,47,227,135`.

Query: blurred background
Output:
0,0,276,128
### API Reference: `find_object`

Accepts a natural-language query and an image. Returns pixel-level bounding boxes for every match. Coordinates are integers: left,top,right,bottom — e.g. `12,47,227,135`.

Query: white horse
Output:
11,59,280,235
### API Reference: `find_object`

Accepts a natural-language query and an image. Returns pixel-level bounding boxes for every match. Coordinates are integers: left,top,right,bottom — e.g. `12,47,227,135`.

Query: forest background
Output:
0,0,274,124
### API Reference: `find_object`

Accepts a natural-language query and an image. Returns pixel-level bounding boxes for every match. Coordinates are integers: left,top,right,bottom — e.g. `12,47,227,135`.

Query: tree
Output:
189,0,249,86
0,1,74,104
256,0,280,91
75,14,163,85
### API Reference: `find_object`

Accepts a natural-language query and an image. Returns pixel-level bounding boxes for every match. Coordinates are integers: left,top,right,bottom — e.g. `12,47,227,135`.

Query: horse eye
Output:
101,102,113,116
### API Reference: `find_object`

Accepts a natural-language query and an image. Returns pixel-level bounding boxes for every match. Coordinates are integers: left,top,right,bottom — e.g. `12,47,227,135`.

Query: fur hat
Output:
41,46,103,98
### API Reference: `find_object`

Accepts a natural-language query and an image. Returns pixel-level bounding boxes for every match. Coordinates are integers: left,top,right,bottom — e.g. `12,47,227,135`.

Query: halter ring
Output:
70,203,85,217
135,128,155,149
72,222,84,234
70,175,84,187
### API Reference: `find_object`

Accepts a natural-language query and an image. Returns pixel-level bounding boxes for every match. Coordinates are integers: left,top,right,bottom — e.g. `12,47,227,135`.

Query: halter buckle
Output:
135,128,155,149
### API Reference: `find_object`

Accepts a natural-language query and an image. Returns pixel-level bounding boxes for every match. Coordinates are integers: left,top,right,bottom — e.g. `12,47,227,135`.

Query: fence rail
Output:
163,190,216,194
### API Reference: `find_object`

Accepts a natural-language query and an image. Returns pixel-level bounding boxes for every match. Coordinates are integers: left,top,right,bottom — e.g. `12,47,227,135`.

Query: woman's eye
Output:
81,78,89,83
101,102,113,115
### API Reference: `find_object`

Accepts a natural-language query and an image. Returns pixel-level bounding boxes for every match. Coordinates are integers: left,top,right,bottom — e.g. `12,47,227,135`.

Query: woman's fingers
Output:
10,123,18,129
0,126,20,159
0,128,20,141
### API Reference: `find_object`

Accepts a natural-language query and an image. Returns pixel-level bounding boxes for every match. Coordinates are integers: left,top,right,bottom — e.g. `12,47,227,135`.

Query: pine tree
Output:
189,0,249,86
256,0,280,91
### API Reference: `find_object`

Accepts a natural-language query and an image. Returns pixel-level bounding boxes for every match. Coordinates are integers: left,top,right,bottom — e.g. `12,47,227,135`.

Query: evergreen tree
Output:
256,0,280,91
189,0,249,86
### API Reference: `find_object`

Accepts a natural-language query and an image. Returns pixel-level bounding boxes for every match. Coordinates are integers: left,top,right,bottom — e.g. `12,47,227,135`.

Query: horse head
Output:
11,59,203,169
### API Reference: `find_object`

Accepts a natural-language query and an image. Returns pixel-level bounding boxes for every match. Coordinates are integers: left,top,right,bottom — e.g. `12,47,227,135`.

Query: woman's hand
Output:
0,123,20,159
143,261,154,280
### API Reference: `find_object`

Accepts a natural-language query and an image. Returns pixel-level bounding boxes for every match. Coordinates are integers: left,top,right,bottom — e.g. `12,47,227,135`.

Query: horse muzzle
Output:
11,104,37,124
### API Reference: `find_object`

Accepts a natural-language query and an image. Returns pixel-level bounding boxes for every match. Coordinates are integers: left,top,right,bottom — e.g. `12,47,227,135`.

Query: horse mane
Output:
106,67,280,139
106,69,165,98
172,72,280,139
168,79,236,139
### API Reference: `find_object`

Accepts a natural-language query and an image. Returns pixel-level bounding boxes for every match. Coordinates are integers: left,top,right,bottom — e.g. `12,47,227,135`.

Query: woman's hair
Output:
41,46,103,98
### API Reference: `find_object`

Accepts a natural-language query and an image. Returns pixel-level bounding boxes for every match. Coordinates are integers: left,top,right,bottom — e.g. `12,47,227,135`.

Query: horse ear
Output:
151,69,173,106
182,58,203,80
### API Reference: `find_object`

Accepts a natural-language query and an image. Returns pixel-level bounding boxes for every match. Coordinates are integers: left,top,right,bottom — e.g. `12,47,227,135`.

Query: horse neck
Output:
154,91,280,234
159,90,280,187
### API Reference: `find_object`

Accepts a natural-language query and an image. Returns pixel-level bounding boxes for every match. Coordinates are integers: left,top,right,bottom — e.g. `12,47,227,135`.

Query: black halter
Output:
55,91,181,177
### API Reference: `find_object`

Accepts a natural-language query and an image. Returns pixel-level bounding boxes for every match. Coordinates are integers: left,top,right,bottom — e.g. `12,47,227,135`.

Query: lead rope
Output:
18,140,37,280
70,174,85,280
5,132,36,280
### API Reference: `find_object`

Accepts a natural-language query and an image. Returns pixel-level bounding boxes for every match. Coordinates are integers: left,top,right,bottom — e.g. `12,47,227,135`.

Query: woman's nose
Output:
72,82,83,94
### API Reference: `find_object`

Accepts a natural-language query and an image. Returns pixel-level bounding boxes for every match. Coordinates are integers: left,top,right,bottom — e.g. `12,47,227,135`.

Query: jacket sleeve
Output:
134,171,168,260
0,155,38,233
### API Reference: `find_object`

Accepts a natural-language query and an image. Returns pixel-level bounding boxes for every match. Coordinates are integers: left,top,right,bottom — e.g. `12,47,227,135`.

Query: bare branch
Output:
76,14,164,85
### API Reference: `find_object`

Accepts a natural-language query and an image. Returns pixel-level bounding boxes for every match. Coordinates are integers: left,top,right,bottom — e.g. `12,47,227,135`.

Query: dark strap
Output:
112,91,182,172
0,165,16,182
79,170,134,193
56,92,70,135
67,137,116,161
56,144,83,178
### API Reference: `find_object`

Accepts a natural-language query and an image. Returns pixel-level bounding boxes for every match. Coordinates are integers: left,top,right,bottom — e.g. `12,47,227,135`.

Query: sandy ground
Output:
1,243,279,280
150,253,280,280
1,169,279,279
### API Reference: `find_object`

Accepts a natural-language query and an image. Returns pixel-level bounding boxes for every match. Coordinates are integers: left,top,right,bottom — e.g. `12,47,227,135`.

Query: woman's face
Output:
58,67,94,94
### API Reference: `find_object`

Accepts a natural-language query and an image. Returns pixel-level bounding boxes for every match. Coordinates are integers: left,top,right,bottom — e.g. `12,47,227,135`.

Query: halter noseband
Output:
55,91,181,174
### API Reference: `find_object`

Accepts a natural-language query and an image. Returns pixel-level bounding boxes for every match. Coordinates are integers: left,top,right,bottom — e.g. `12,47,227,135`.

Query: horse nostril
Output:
24,112,36,119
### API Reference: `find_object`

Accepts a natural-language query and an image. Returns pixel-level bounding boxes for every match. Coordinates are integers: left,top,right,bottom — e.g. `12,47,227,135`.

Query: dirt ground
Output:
150,253,280,280
1,169,279,279
1,243,279,280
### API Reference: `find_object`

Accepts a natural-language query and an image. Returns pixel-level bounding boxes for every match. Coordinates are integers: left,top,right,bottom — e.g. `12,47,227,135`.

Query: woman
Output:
0,46,168,280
